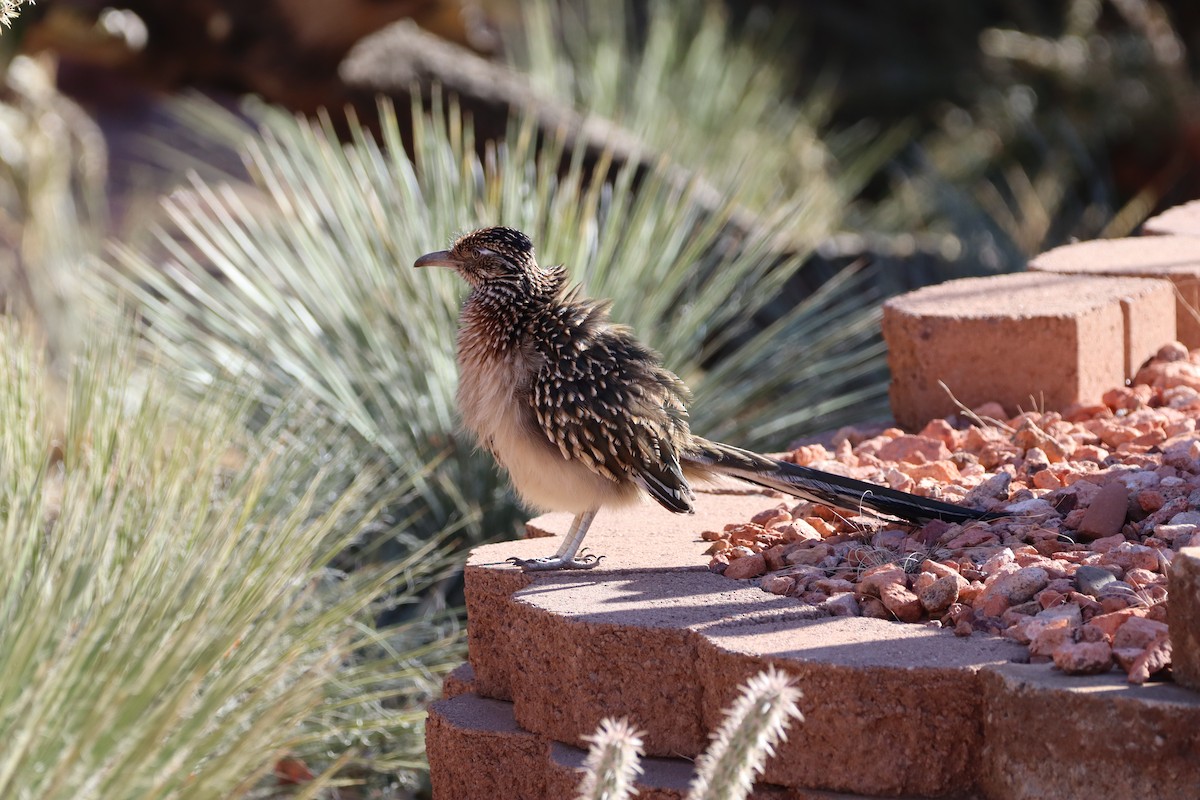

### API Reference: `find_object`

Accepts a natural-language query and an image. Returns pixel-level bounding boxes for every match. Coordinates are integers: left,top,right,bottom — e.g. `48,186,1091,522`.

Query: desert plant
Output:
575,717,645,800
687,666,804,800
0,317,460,798
574,667,803,800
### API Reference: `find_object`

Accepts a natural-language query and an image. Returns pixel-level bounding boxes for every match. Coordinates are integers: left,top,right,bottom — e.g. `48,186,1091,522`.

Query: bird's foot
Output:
506,552,605,571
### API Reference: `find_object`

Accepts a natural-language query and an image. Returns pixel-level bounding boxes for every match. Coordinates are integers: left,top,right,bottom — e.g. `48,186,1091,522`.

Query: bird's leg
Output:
507,508,602,571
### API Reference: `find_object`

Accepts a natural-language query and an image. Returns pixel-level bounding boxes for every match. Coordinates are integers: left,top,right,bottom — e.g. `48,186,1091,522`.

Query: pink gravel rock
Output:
1104,542,1159,572
1138,361,1200,391
1125,567,1164,587
712,344,1200,688
918,418,958,448
776,519,823,542
1013,420,1073,462
1112,616,1170,650
1157,340,1190,361
788,443,830,465
750,505,792,527
821,592,861,617
1087,534,1126,554
923,560,966,581
814,577,855,595
1075,481,1130,540
763,545,789,571
1003,497,1057,516
885,468,916,492
982,548,1017,575
1155,523,1198,546
1163,437,1200,469
918,575,961,615
1074,444,1111,462
880,583,924,622
1032,470,1063,490
859,596,890,620
901,460,961,482
959,580,985,605
724,553,767,580
1028,617,1079,659
1036,588,1067,609
760,574,795,596
1136,489,1166,512
875,435,951,464
963,470,1013,505
785,542,832,566
1170,510,1200,527
946,528,999,549
1112,646,1145,673
858,564,907,596
981,566,1050,607
1127,632,1172,684
973,401,1008,420
1086,607,1152,640
1052,640,1114,675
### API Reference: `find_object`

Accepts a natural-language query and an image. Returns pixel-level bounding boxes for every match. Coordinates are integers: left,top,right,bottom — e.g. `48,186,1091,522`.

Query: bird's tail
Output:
687,438,996,525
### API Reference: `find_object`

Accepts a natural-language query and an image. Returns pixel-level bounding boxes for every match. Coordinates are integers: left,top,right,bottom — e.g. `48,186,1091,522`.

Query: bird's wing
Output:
529,322,695,514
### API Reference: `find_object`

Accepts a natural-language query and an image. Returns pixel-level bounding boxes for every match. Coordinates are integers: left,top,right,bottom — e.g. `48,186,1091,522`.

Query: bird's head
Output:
414,226,541,289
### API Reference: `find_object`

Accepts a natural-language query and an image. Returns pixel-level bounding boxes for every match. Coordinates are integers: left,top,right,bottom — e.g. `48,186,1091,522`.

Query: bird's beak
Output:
414,250,460,269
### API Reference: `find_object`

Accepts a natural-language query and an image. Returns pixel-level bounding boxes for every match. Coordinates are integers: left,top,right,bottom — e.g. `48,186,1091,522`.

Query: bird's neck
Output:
459,287,541,356
459,269,569,355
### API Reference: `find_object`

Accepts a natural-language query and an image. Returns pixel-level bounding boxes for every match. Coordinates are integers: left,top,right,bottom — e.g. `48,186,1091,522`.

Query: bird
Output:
415,226,994,571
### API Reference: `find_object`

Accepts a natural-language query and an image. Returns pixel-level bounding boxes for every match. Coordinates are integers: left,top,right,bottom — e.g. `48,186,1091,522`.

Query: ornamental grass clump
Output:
0,319,459,798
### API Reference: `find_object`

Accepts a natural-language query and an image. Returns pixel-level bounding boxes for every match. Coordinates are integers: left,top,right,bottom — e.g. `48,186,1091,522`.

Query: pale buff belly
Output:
456,348,639,514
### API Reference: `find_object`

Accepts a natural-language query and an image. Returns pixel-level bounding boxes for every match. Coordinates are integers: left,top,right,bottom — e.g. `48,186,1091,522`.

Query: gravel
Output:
705,341,1199,684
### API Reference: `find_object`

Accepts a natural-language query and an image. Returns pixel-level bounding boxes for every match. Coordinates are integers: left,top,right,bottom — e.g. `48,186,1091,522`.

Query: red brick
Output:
1030,236,1194,348
980,664,1200,800
883,272,1171,429
1142,200,1200,237
1169,547,1200,691
427,692,833,800
442,662,476,699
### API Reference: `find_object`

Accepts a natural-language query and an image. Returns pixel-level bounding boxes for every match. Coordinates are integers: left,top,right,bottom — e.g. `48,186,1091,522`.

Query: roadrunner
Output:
416,226,993,570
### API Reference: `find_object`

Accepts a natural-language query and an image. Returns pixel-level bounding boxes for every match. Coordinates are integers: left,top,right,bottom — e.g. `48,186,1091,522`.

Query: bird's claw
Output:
506,553,605,571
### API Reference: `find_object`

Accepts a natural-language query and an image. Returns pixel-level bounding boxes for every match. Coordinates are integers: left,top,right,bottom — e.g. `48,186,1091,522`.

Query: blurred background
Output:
2,0,1199,796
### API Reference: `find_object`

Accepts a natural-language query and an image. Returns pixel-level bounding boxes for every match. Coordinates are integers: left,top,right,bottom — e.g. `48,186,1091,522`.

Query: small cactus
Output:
576,717,645,800
686,666,804,800
576,667,803,800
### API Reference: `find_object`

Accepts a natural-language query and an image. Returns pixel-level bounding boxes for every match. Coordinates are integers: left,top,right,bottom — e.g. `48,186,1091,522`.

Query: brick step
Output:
428,689,902,800
444,492,1200,799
